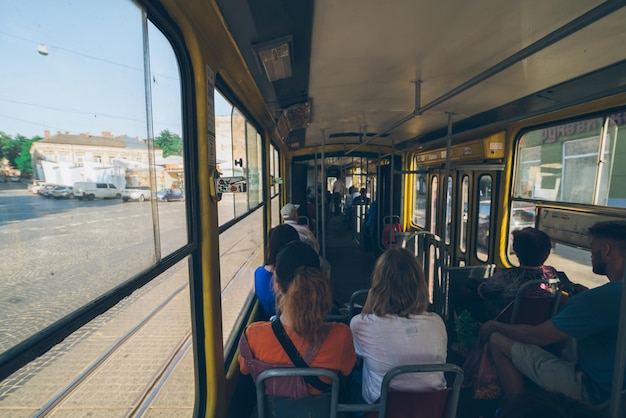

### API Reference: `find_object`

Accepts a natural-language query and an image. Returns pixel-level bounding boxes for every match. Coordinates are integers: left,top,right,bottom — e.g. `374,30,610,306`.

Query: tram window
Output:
412,167,427,227
445,176,453,245
476,175,493,262
460,176,469,253
220,207,264,346
214,91,264,224
0,0,191,355
247,124,263,209
270,145,280,198
514,112,626,207
430,176,438,234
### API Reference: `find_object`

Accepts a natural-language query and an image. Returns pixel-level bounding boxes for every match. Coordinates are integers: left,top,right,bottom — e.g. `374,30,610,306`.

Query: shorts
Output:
511,341,590,403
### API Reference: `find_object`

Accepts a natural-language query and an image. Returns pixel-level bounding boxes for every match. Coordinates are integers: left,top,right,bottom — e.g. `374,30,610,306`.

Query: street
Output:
0,181,187,352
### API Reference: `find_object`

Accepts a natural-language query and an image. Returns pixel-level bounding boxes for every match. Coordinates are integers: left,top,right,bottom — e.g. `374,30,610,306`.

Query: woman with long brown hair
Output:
350,247,447,404
239,241,356,397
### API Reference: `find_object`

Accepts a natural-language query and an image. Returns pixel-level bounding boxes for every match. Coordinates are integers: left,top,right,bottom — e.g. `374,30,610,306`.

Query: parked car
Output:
29,180,47,193
10,176,20,182
40,184,57,198
156,188,184,202
122,186,152,202
73,182,121,200
50,186,74,199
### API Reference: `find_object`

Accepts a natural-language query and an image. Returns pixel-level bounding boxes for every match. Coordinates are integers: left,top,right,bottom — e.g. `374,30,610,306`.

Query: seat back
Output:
497,279,561,325
255,368,340,418
374,364,464,418
381,216,403,248
349,288,370,318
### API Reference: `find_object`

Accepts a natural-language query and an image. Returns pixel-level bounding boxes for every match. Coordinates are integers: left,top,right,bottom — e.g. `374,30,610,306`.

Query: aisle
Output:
321,213,378,304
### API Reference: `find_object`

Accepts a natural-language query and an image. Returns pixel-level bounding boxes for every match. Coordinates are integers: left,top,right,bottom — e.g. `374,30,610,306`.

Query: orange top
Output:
239,321,356,380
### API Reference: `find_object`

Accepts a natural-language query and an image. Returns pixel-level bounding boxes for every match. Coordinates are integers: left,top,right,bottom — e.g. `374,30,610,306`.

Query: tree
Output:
154,129,183,158
14,135,40,175
0,132,20,163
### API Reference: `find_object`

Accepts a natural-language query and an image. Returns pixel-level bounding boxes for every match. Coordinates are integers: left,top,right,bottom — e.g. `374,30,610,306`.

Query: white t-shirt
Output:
350,312,448,403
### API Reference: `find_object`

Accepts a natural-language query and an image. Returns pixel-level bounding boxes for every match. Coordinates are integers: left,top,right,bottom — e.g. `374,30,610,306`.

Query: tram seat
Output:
255,368,340,418
382,216,403,249
497,279,561,325
338,363,464,418
446,264,497,322
325,288,370,324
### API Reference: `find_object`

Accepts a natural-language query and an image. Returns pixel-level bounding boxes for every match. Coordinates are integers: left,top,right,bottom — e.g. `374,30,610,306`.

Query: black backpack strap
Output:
271,318,332,392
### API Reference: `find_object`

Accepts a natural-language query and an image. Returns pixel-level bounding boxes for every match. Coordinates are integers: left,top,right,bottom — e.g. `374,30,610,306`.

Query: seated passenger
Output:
254,224,300,317
480,220,626,406
478,227,557,319
239,241,356,397
281,203,320,254
350,247,447,404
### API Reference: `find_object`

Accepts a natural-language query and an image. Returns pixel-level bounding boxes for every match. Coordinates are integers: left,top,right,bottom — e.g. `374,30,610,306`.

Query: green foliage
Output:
0,132,41,173
454,309,480,354
154,129,182,158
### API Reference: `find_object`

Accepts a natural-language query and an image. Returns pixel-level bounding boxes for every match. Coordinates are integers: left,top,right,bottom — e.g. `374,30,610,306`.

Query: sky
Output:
0,0,232,140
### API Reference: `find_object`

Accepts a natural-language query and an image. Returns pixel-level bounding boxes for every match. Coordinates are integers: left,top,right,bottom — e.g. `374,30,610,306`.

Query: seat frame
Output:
255,368,340,418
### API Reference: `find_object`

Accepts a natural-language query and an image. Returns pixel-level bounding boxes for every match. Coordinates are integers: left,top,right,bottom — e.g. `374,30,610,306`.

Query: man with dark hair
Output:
480,220,626,406
478,227,557,319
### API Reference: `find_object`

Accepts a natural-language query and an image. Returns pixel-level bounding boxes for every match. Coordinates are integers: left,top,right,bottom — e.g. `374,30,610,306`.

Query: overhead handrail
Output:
345,0,626,155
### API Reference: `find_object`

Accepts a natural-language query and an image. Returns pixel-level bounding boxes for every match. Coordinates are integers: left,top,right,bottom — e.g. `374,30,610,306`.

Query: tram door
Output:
426,169,460,265
428,168,501,266
376,158,402,248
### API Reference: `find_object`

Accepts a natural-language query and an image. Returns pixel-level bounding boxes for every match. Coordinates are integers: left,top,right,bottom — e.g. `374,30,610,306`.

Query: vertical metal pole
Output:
443,113,452,238
141,10,161,260
610,259,626,418
320,129,326,259
388,137,395,248
314,146,319,238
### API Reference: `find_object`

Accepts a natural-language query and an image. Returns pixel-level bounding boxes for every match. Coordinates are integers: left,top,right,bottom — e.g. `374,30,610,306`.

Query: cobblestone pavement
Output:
0,186,187,353
0,260,195,417
0,184,262,416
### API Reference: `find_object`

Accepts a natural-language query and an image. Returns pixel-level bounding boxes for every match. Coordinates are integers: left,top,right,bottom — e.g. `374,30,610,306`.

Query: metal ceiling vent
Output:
253,35,293,82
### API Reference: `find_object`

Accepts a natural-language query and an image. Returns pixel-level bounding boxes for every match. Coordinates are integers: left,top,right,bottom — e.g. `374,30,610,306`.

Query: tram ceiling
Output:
217,0,626,151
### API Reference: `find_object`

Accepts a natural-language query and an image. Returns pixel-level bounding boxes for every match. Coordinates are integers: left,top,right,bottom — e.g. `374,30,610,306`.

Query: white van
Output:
73,182,121,200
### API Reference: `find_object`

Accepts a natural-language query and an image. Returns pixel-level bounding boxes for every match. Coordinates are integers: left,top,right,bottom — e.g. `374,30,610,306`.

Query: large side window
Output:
514,112,626,207
0,0,189,354
0,0,195,412
213,89,264,346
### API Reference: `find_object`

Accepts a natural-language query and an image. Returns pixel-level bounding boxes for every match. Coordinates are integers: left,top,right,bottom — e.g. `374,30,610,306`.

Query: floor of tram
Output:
322,213,378,306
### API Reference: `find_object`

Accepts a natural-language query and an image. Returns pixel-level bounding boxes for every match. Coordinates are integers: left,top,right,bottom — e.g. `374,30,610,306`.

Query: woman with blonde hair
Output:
350,247,447,404
239,241,356,398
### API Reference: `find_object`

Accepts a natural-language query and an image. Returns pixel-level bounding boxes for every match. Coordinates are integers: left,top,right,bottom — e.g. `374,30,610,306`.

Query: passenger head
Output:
274,241,332,347
280,203,299,221
588,220,626,280
360,188,366,196
264,224,300,266
368,247,429,317
512,227,552,267
498,392,606,418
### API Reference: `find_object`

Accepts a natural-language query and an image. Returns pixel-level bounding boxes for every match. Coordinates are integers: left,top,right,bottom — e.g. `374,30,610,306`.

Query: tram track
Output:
32,282,189,418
